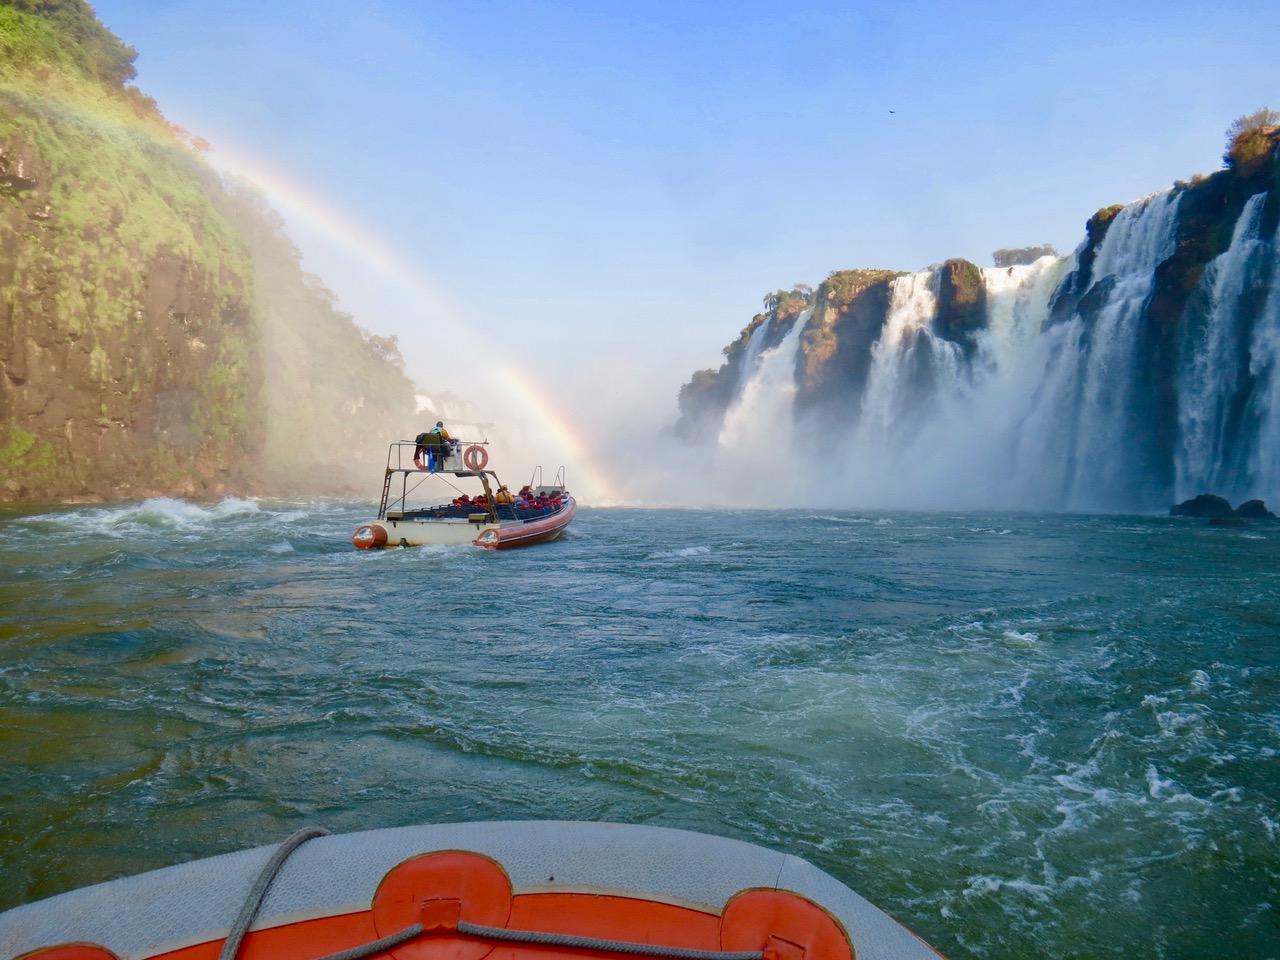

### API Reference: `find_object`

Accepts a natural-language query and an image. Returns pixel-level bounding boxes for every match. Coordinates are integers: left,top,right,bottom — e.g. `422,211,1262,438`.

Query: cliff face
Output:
675,117,1280,511
0,0,417,502
0,90,258,500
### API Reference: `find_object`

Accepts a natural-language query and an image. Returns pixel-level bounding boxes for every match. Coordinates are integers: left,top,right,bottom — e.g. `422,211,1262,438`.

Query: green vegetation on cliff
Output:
1224,107,1280,177
992,244,1059,267
0,0,416,500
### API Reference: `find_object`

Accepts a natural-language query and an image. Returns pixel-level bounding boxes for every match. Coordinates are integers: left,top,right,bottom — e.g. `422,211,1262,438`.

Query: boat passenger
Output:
414,421,453,470
494,485,514,505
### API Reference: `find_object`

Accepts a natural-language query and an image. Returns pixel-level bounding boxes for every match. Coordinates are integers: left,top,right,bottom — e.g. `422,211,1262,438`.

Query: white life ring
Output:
463,444,489,470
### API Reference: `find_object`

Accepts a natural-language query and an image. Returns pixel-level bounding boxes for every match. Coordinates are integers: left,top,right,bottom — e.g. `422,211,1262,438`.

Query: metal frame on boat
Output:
352,439,576,550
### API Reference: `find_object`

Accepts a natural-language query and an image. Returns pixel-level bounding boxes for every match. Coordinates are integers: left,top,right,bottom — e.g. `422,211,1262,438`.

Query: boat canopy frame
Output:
378,440,499,522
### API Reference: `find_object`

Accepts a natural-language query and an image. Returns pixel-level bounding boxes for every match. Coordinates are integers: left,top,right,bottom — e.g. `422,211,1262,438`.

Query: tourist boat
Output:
0,820,946,960
352,437,576,550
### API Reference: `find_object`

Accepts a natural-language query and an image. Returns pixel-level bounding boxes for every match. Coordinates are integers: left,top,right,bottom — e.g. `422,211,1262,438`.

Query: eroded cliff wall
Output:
0,0,417,502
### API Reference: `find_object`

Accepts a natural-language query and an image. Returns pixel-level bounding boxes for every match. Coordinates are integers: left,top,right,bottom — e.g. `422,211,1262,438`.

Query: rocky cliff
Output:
0,0,417,502
676,112,1280,511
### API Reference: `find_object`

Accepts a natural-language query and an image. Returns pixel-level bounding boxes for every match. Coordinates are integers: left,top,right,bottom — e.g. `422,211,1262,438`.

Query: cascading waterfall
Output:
854,272,955,448
1249,226,1280,488
828,271,976,506
711,183,1280,512
714,308,811,502
1175,193,1270,501
848,260,1063,508
718,309,810,448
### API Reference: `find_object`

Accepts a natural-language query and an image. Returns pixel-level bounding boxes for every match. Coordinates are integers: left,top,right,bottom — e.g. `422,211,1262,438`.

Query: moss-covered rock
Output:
934,258,986,355
794,269,901,420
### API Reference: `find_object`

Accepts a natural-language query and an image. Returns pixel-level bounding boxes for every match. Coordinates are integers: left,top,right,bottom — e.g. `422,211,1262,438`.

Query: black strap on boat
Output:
224,828,768,960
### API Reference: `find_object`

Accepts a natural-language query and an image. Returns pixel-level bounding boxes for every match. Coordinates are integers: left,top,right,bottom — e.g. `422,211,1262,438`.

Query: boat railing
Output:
525,465,568,496
385,438,492,475
378,439,493,520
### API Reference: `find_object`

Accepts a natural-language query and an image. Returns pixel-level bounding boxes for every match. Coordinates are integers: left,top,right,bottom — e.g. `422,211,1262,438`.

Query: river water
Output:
1,498,1277,959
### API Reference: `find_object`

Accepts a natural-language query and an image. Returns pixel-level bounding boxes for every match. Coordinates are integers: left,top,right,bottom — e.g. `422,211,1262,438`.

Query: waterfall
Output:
1248,218,1280,490
828,263,1062,508
719,309,809,448
1058,191,1181,510
711,308,811,502
1175,193,1270,500
854,272,952,446
697,183,1280,512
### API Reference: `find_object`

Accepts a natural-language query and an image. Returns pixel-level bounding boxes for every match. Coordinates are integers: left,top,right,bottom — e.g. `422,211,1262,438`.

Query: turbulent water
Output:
2,498,1279,960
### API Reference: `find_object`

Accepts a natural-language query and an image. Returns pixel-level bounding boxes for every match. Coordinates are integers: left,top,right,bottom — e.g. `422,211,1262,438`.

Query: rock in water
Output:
1233,499,1277,519
1171,494,1234,518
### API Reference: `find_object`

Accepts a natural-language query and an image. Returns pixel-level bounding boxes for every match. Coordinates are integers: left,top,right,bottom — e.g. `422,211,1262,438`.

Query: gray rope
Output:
312,922,425,960
218,827,329,960
457,920,766,960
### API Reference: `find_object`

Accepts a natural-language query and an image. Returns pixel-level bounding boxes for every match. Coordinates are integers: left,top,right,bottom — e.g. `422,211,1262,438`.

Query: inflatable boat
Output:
0,821,945,960
352,440,575,550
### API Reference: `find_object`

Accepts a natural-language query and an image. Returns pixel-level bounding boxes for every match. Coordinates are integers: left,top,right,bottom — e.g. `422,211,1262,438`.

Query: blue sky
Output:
87,0,1280,493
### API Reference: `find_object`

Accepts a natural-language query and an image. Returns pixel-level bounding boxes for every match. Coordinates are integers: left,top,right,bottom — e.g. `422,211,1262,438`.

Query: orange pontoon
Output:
0,822,945,960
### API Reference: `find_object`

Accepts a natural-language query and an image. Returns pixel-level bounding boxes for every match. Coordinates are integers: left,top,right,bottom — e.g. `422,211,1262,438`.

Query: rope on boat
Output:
454,921,767,960
218,826,329,960
224,827,767,960
312,923,427,960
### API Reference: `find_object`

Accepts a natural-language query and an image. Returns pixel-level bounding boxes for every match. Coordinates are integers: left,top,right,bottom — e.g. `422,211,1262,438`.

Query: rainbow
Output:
486,363,620,504
207,140,619,504
203,140,459,322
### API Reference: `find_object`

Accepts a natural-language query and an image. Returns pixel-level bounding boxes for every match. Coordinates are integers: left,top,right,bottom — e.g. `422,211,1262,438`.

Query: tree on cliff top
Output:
993,244,1059,267
1224,107,1280,175
0,0,138,87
